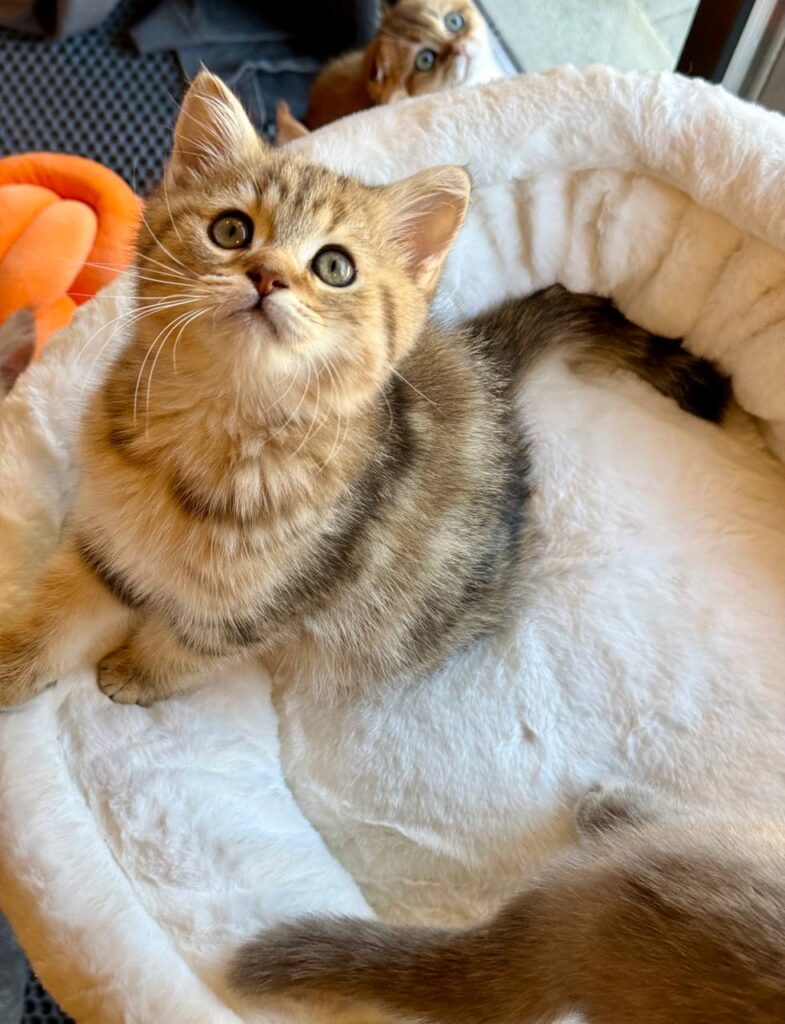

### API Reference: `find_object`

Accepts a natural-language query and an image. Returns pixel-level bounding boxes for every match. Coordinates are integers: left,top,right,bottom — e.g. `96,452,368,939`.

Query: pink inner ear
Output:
399,198,466,277
381,167,470,289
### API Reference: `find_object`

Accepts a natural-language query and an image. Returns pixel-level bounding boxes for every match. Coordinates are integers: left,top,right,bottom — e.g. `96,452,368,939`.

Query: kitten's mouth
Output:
245,296,280,338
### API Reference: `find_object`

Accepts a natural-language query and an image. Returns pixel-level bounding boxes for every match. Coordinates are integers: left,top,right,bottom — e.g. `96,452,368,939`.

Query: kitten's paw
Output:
97,650,157,706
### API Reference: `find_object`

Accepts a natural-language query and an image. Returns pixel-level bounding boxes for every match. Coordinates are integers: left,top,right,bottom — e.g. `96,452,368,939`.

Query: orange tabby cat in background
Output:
277,0,503,142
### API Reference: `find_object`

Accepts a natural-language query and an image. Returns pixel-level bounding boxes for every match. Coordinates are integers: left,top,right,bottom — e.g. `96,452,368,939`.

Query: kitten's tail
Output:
486,285,730,423
229,917,493,1023
228,909,558,1024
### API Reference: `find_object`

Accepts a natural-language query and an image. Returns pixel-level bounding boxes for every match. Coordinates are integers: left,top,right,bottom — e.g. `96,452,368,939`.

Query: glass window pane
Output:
481,0,702,73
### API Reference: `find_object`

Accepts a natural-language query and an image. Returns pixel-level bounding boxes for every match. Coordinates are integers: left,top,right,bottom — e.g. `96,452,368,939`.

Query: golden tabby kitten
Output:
277,0,503,141
0,72,727,709
231,784,785,1024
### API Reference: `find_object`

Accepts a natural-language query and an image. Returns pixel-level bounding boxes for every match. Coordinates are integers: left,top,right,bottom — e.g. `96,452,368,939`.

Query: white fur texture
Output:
2,67,785,1021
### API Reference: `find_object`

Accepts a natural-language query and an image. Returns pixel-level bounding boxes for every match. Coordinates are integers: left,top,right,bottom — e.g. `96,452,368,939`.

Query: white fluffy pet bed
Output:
2,66,785,1023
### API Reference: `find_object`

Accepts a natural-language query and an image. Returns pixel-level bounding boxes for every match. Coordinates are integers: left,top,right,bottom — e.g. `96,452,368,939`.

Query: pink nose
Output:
247,268,288,297
450,42,466,56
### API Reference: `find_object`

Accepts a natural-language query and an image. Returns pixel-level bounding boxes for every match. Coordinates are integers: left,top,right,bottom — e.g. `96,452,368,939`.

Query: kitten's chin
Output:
228,294,299,346
245,305,284,341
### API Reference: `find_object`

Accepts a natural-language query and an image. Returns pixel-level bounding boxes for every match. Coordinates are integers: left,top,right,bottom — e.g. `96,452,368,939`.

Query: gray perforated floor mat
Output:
21,976,75,1024
0,0,183,195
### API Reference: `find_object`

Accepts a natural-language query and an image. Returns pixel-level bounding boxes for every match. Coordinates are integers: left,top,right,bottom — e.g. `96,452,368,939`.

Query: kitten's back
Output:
305,50,373,130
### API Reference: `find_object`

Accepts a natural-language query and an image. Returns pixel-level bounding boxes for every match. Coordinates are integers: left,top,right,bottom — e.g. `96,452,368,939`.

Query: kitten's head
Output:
140,72,469,415
368,0,493,104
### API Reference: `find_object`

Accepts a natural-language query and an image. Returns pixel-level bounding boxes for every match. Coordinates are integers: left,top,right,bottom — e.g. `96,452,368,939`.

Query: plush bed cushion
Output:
1,67,785,1022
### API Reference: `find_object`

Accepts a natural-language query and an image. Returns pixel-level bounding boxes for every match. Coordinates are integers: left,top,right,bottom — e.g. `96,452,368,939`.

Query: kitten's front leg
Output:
98,616,232,706
0,541,132,708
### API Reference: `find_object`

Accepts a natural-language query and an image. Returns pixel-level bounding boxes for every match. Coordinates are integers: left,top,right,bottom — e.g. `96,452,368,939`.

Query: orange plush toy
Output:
0,152,141,382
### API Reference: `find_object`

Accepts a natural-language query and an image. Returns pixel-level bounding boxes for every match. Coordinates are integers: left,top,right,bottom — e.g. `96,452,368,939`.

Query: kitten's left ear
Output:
366,38,385,84
167,70,261,183
381,166,471,292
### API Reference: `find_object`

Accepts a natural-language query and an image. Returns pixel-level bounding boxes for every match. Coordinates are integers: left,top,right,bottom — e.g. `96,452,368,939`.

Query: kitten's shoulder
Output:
404,316,499,406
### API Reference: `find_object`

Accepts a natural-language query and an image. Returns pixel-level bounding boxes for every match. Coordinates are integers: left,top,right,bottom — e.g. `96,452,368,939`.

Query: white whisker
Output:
161,173,185,245
290,355,326,460
139,206,199,280
77,297,202,394
171,306,207,373
133,307,199,424
390,366,438,407
272,358,314,438
145,307,206,434
316,354,351,475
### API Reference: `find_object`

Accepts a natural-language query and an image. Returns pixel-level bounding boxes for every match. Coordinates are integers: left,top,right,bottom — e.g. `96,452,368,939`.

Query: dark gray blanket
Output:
131,0,379,123
0,0,121,37
0,915,26,1023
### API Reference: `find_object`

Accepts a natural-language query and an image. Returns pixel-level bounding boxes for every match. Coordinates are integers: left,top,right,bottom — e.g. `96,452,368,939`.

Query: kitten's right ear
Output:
167,70,261,184
381,165,471,292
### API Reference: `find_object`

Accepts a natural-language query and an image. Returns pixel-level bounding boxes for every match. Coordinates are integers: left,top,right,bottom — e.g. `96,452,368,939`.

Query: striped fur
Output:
0,73,728,708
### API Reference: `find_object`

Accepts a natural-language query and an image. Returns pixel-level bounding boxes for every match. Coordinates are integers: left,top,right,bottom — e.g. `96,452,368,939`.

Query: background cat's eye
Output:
209,211,254,250
415,48,437,72
311,247,356,288
445,11,465,32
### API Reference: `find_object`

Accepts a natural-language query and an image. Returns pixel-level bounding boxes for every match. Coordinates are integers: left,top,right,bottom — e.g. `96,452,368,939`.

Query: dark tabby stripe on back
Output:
472,288,731,424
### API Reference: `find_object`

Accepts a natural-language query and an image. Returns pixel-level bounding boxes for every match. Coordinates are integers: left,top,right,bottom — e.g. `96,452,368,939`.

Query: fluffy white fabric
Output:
1,66,785,1022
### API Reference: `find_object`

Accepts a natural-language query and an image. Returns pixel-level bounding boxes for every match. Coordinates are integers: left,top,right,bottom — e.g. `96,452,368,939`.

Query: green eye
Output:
312,247,356,287
445,11,465,31
209,211,253,249
415,48,437,72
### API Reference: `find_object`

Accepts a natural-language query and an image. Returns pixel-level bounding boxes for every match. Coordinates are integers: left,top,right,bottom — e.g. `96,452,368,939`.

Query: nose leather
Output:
247,267,288,297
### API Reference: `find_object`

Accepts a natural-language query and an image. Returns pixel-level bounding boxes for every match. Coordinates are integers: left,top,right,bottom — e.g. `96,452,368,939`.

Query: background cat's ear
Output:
167,70,261,183
275,100,310,146
381,166,471,291
366,38,385,84
366,38,406,103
